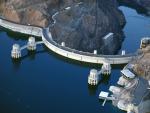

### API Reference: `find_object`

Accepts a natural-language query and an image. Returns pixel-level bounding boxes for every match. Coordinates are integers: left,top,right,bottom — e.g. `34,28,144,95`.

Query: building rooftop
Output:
121,69,136,79
99,91,109,98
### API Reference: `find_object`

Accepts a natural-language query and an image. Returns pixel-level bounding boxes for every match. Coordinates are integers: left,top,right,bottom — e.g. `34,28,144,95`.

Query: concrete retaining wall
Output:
0,18,42,37
0,18,137,64
42,28,136,64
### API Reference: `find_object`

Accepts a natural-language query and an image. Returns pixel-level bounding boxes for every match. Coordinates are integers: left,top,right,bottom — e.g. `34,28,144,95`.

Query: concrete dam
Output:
0,18,138,64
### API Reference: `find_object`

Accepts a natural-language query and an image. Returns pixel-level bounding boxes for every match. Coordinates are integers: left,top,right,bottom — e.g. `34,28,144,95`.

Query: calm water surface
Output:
120,6,150,53
0,6,150,113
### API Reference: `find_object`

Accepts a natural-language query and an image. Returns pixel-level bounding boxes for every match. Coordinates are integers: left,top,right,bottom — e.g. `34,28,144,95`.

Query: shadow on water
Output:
88,74,111,95
88,84,98,96
100,74,111,85
26,50,37,60
11,58,22,71
11,48,46,70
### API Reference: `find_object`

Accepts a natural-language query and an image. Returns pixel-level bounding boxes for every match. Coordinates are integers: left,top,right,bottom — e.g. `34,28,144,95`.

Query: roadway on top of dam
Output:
43,28,136,58
42,27,138,64
0,2,139,64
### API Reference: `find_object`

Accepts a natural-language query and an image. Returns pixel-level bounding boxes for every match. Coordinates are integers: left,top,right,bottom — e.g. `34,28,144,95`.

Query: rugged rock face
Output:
118,0,150,15
131,0,150,11
0,0,48,26
0,0,81,27
133,46,150,80
50,0,125,54
0,0,126,54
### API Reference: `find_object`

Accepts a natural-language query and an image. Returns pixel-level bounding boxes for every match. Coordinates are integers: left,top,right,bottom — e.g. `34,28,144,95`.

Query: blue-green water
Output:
0,6,150,113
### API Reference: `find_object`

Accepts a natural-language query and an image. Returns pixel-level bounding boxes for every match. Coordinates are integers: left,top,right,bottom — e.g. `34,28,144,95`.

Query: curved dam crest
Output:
0,18,138,64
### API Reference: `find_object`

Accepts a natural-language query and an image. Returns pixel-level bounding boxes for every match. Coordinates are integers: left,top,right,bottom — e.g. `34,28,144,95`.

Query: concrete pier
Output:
99,91,116,106
27,37,36,51
88,63,111,85
101,63,111,75
11,44,21,59
88,69,99,85
11,36,43,59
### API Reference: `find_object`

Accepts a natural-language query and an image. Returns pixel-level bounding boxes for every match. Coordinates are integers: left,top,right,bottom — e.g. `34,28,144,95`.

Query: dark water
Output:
119,6,150,53
0,6,149,113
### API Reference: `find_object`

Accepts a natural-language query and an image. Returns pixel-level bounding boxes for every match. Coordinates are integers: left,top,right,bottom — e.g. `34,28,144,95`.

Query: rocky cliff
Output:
130,0,150,11
50,0,125,54
133,45,150,80
0,0,125,54
0,0,82,27
118,0,150,15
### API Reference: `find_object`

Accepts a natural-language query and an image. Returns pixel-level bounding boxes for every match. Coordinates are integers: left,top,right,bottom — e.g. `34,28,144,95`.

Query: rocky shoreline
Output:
107,41,150,113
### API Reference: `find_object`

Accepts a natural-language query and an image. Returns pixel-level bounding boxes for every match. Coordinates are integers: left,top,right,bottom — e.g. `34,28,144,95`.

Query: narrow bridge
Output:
20,41,43,50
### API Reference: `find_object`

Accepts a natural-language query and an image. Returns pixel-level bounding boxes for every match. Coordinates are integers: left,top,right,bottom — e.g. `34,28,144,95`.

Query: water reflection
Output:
11,58,22,71
88,84,98,96
99,74,111,85
27,51,36,60
11,49,46,70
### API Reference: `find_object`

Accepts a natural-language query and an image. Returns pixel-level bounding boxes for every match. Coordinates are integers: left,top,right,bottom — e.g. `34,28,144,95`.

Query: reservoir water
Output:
120,6,150,53
0,6,150,113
